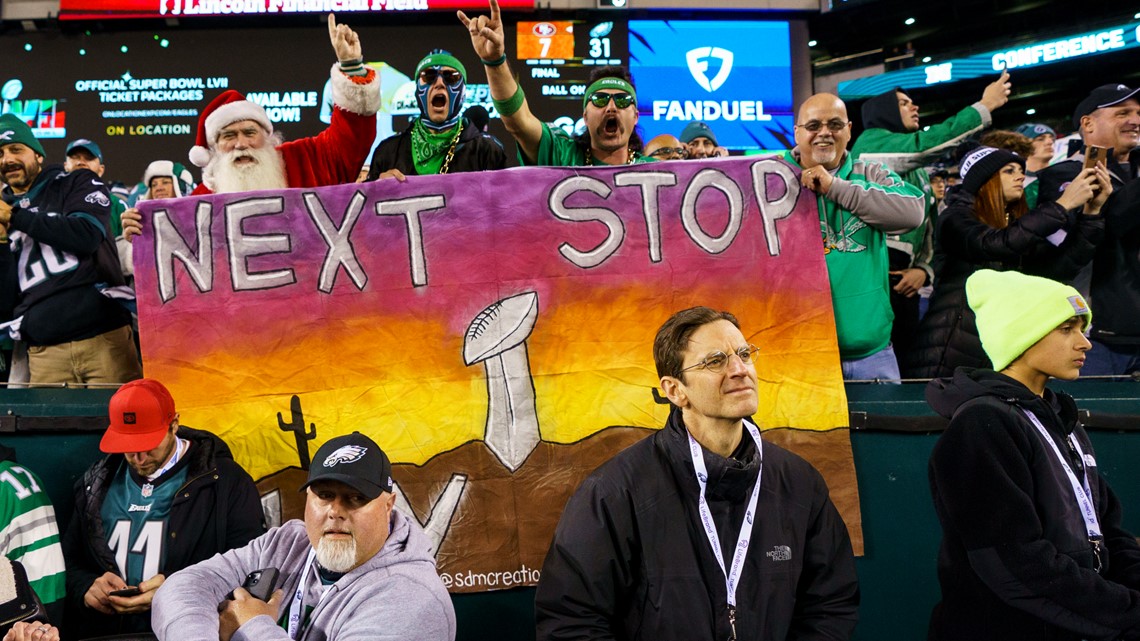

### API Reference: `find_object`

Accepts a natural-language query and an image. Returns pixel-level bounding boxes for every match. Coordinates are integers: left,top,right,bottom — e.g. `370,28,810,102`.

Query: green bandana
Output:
415,53,467,83
0,114,45,156
582,77,636,110
411,119,462,175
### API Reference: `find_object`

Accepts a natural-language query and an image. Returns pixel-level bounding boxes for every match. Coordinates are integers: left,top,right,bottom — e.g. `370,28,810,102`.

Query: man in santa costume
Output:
123,14,379,238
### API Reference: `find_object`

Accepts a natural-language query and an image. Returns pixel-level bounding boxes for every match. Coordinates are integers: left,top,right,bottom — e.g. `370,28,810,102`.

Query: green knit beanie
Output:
966,269,1092,371
0,114,45,157
415,51,467,83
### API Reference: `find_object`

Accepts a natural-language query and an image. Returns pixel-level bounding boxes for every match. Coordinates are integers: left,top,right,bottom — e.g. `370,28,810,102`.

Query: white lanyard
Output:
687,419,763,617
286,548,326,640
1021,408,1102,542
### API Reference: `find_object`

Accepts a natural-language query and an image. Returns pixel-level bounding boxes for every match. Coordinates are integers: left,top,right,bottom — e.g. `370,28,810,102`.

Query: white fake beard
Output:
206,144,287,194
315,536,358,573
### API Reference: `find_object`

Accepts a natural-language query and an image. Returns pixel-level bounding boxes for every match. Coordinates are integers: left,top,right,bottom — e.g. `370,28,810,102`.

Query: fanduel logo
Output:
686,47,734,93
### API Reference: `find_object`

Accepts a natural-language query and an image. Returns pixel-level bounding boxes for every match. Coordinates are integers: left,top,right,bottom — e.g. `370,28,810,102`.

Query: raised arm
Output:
457,0,545,162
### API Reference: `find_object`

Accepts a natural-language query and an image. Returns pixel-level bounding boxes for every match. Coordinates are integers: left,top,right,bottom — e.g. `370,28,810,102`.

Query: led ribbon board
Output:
838,21,1140,99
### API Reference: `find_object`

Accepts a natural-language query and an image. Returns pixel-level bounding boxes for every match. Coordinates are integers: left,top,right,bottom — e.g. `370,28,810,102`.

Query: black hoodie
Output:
860,88,908,133
926,368,1140,641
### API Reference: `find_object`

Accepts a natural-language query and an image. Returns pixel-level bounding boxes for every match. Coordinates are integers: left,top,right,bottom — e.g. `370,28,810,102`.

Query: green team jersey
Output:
520,122,656,167
101,463,189,585
0,460,65,606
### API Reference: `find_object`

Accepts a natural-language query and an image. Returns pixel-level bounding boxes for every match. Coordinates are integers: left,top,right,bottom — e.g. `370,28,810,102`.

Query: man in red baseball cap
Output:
61,378,265,637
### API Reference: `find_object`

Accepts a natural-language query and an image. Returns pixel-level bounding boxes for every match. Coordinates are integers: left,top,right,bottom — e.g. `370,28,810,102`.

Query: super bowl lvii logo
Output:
686,47,734,93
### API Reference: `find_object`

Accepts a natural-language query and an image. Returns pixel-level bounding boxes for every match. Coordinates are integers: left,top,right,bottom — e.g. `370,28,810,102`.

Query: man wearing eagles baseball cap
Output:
62,378,264,637
152,432,456,641
0,114,140,384
926,270,1140,640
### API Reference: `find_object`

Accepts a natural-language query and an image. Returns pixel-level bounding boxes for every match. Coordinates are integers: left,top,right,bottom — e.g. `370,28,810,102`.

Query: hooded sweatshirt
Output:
852,89,992,282
926,368,1140,641
151,510,455,641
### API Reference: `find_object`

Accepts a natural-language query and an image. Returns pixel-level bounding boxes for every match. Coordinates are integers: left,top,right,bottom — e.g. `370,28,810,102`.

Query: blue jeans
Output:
842,344,901,384
1082,339,1140,377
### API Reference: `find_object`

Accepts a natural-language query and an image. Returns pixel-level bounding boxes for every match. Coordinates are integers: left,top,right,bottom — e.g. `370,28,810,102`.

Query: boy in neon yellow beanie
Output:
925,269,1140,640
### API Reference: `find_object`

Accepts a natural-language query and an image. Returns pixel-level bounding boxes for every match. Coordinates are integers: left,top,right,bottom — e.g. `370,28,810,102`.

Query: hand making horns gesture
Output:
457,0,505,61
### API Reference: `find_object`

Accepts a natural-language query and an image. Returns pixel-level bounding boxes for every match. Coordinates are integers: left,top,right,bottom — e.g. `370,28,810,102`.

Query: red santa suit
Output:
188,64,380,195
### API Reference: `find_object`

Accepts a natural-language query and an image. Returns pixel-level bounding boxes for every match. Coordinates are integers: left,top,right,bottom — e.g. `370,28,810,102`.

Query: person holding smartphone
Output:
904,146,1110,378
1036,84,1140,376
63,379,265,637
152,433,455,641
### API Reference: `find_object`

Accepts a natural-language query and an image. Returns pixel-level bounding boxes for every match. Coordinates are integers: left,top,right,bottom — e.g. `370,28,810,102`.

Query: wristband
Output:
338,57,366,76
481,54,507,67
493,85,525,117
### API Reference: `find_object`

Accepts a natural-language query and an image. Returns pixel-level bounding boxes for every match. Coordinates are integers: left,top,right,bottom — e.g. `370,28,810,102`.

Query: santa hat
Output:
188,90,273,168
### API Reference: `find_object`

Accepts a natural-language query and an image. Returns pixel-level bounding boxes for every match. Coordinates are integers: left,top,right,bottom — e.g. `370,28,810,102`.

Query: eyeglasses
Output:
648,147,688,159
680,345,759,374
798,119,849,133
587,91,635,109
419,68,464,87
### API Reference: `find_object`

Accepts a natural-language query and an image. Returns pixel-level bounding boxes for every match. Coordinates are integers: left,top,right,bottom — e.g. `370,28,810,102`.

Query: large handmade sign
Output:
134,156,861,592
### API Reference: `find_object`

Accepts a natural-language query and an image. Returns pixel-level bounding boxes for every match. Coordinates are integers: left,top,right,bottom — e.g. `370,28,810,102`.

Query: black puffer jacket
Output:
902,187,1103,378
365,117,508,179
535,408,859,641
927,368,1140,641
62,426,266,637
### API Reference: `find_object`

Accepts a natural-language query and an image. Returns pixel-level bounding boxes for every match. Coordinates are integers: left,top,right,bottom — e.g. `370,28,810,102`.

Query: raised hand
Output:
328,13,362,62
980,70,1011,112
457,0,504,61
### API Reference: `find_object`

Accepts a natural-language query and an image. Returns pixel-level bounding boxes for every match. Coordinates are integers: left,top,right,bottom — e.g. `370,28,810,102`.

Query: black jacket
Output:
62,426,265,637
365,118,507,179
534,408,859,641
1037,147,1140,345
1,165,129,345
902,187,1102,378
927,369,1140,641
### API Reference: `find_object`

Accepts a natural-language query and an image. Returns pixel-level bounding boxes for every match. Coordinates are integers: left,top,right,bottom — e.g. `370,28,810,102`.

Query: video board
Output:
0,16,797,183
0,18,619,182
629,20,795,151
514,19,628,136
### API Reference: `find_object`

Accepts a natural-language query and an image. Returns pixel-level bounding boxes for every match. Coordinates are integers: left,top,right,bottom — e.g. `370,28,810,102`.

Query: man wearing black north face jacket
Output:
535,307,858,641
0,113,140,384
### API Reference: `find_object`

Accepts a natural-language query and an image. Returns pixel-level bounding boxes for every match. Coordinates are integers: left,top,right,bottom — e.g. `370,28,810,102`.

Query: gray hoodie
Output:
152,509,455,641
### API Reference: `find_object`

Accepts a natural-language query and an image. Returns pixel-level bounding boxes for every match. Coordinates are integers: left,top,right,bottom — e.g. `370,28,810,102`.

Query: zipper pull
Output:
728,604,737,641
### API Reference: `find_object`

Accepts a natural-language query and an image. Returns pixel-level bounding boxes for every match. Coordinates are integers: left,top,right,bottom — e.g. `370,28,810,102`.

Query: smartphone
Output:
225,567,280,602
1084,145,1108,170
109,587,142,598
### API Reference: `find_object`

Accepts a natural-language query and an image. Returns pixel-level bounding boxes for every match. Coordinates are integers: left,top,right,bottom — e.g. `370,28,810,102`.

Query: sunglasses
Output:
648,147,687,159
798,119,849,133
419,68,464,87
588,91,635,109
